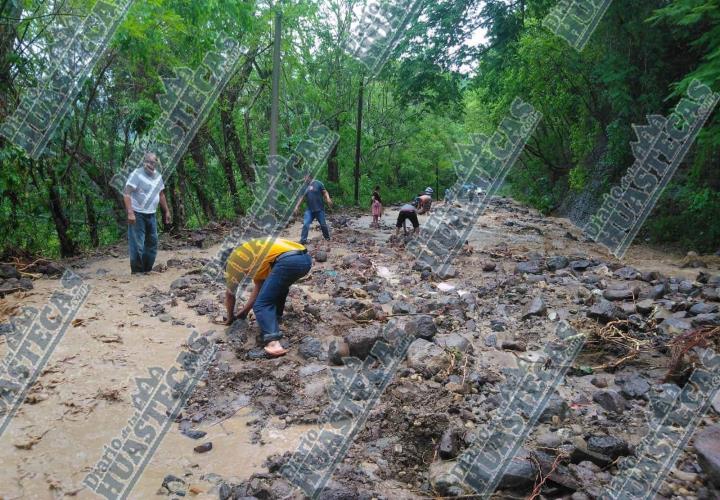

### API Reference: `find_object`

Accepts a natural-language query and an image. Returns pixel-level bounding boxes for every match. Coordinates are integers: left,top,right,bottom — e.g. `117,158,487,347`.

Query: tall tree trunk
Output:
327,117,340,182
42,164,78,257
189,141,217,219
205,129,243,215
353,75,365,206
169,171,186,233
269,9,282,156
85,193,100,247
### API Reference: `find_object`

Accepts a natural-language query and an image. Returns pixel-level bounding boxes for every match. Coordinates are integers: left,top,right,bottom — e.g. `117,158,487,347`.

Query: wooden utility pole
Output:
269,8,282,156
353,74,364,206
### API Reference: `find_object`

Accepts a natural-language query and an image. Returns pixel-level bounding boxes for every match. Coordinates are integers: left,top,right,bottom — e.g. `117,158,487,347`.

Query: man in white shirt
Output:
123,152,171,274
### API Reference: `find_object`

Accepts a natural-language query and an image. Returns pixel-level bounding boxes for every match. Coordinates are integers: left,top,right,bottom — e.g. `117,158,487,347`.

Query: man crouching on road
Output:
224,238,312,358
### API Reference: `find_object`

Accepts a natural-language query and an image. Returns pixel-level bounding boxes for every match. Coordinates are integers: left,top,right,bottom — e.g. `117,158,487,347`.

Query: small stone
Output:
636,299,655,314
592,390,626,414
690,302,719,315
538,394,569,423
439,428,461,459
603,285,639,301
343,328,384,360
619,376,650,400
546,256,569,271
501,340,526,352
537,432,562,449
434,333,472,353
298,337,323,360
314,251,328,262
406,339,447,377
523,296,546,318
482,262,496,272
586,435,629,459
391,301,416,314
437,266,457,279
182,429,207,440
406,315,437,340
194,442,213,453
614,266,640,280
515,261,543,274
588,299,625,323
376,291,393,304
162,474,186,494
658,317,692,335
570,259,591,271
590,377,608,388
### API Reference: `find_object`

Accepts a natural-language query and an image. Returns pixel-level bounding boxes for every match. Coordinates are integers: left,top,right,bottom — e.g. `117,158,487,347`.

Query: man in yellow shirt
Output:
224,238,312,357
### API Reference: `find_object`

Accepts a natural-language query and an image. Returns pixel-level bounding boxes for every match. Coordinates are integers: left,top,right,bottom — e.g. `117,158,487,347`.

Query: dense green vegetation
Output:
0,0,718,257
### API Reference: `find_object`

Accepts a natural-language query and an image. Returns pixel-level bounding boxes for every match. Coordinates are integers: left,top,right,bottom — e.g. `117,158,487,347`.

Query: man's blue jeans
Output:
254,253,312,344
128,212,158,273
300,209,330,244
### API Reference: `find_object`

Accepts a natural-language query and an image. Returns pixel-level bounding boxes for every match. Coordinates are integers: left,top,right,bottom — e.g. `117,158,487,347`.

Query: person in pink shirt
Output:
371,191,383,228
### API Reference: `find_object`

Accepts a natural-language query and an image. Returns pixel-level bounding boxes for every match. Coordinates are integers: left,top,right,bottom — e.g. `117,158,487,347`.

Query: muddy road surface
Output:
1,198,719,499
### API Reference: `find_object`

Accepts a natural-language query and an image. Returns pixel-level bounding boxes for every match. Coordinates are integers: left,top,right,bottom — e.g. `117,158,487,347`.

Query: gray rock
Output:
406,338,447,377
0,264,19,280
482,262,496,272
592,390,626,414
344,329,383,360
501,340,526,352
162,474,186,494
439,428,462,459
537,432,562,449
523,296,547,318
695,424,720,487
406,315,437,340
619,376,650,400
434,333,472,353
490,320,506,332
437,266,457,279
586,435,629,459
428,461,467,497
658,317,692,335
636,299,655,314
546,256,569,271
650,282,669,299
702,287,720,301
538,394,569,423
515,261,543,274
170,277,194,290
314,251,328,262
298,337,323,360
591,377,608,388
693,313,720,327
376,291,393,304
391,301,416,314
614,266,640,280
570,259,591,271
484,334,497,348
679,280,696,295
603,285,639,301
588,299,625,323
690,302,719,315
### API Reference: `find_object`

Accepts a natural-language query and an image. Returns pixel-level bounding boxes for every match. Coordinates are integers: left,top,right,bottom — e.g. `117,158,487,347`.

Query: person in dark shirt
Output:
295,175,333,244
